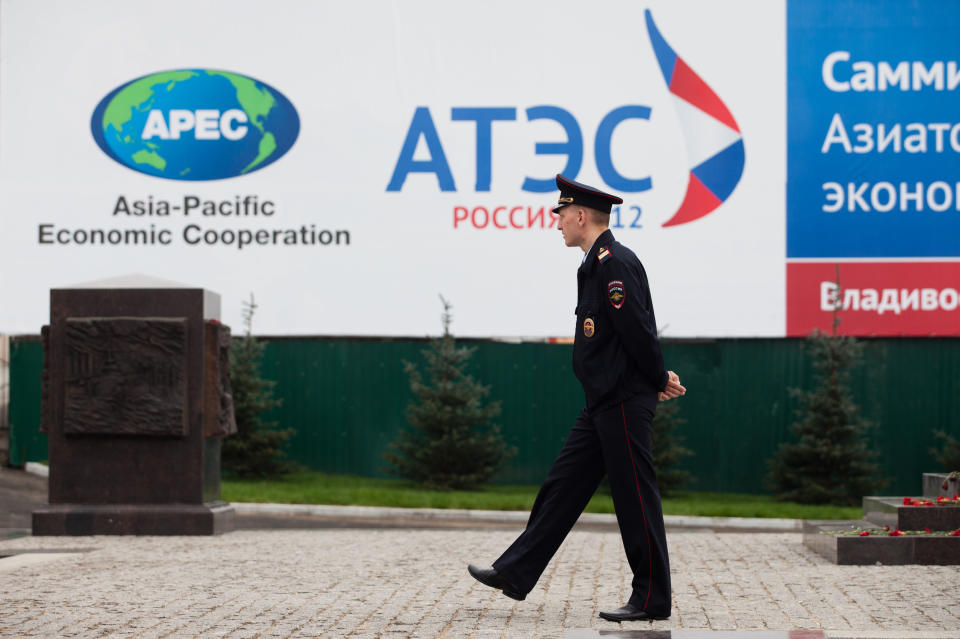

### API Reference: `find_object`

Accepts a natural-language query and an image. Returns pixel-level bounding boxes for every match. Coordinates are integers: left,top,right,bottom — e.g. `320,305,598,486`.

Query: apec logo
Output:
386,10,745,227
91,69,299,181
645,11,744,226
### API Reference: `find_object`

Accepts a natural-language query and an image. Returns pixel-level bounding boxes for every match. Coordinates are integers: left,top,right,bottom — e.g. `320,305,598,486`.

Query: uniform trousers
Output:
492,394,671,614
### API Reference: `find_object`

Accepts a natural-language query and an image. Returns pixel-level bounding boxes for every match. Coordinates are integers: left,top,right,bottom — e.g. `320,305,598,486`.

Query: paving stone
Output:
2,530,960,637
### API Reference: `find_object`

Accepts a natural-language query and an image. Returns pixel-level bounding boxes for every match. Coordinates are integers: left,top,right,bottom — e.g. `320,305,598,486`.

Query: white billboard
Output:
0,0,786,337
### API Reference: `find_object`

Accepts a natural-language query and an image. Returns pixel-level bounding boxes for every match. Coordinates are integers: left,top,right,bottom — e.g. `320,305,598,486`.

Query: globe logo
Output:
91,69,299,181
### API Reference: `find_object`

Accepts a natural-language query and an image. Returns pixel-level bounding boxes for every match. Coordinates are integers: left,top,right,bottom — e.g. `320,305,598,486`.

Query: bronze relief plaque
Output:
63,317,188,436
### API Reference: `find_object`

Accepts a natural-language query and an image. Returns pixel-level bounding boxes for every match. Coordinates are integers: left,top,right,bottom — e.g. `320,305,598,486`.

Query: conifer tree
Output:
768,274,883,505
222,294,296,478
931,430,960,471
384,296,515,490
651,398,693,496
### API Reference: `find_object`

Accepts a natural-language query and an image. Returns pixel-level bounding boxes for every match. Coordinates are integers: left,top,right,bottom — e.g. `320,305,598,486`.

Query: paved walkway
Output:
2,526,959,638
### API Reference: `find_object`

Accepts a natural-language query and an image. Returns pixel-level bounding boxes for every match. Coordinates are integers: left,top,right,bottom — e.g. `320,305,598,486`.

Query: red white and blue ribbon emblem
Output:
645,10,745,227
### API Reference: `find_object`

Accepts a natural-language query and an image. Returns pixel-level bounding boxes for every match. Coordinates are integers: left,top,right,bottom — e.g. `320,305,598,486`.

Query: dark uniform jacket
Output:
573,229,668,412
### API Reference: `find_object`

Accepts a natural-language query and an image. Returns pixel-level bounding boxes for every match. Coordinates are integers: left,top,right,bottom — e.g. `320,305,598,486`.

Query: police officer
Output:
468,174,686,623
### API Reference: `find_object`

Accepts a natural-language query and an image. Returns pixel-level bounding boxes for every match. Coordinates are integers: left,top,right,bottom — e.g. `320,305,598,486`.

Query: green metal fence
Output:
8,337,45,467
8,335,960,495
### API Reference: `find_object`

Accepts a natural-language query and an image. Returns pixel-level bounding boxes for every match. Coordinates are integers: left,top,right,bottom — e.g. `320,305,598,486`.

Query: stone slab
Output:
32,502,235,535
0,552,86,572
802,519,850,564
924,473,960,498
565,633,958,639
862,496,960,531
803,519,960,565
565,632,825,638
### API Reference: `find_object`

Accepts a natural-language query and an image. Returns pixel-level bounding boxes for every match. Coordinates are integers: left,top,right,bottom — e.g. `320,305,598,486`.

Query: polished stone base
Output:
924,472,960,499
565,631,825,638
863,497,960,530
32,502,235,536
862,496,960,531
803,519,960,565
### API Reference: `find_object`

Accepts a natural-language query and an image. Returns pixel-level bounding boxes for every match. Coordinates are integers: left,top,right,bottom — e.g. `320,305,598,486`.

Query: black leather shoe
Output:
467,564,526,601
598,603,670,622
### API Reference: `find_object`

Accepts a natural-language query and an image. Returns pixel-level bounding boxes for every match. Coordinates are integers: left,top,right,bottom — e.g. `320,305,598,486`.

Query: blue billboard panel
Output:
787,0,960,258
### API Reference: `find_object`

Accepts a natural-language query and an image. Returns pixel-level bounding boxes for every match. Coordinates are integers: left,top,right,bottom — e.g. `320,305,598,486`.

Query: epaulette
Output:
597,246,612,264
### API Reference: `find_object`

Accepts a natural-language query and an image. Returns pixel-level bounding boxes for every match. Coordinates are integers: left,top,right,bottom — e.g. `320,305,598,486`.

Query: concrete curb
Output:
232,502,802,532
22,464,801,532
665,513,800,531
24,462,48,478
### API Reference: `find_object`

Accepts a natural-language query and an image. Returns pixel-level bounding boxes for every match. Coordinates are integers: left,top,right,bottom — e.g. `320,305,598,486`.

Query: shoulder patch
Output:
607,280,625,309
597,246,611,264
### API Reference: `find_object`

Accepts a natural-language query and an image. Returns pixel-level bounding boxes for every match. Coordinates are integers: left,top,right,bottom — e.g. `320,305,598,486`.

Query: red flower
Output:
889,530,903,536
903,497,914,505
883,525,890,531
859,531,870,536
938,496,949,503
954,494,959,500
951,530,960,537
924,528,932,533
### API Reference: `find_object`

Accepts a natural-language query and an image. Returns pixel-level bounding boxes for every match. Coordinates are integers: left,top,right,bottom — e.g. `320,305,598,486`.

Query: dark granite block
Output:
804,519,960,565
835,534,915,565
913,535,960,565
33,502,235,536
203,438,222,504
34,284,236,536
924,472,960,498
862,496,960,531
801,520,853,564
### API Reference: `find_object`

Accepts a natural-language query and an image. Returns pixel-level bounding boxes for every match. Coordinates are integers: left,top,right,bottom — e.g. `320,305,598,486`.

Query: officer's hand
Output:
659,370,686,401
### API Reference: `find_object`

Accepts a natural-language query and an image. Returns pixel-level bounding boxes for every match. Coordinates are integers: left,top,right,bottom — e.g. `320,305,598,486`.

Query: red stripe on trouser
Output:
621,402,652,611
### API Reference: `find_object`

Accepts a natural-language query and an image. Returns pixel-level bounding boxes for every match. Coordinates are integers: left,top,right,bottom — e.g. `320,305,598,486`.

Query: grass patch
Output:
223,472,540,511
222,472,862,520
660,491,860,520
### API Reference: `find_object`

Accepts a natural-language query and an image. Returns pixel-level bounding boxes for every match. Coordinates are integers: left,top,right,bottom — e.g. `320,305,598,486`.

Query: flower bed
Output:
902,495,959,507
825,523,960,537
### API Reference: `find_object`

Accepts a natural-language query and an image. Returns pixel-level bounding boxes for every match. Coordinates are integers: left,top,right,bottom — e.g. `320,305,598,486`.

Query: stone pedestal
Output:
32,276,236,535
862,496,960,531
803,518,960,565
803,477,960,565
923,472,960,499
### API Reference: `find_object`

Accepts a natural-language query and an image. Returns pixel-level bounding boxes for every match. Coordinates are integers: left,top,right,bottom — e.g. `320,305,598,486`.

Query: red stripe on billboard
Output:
787,261,960,337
